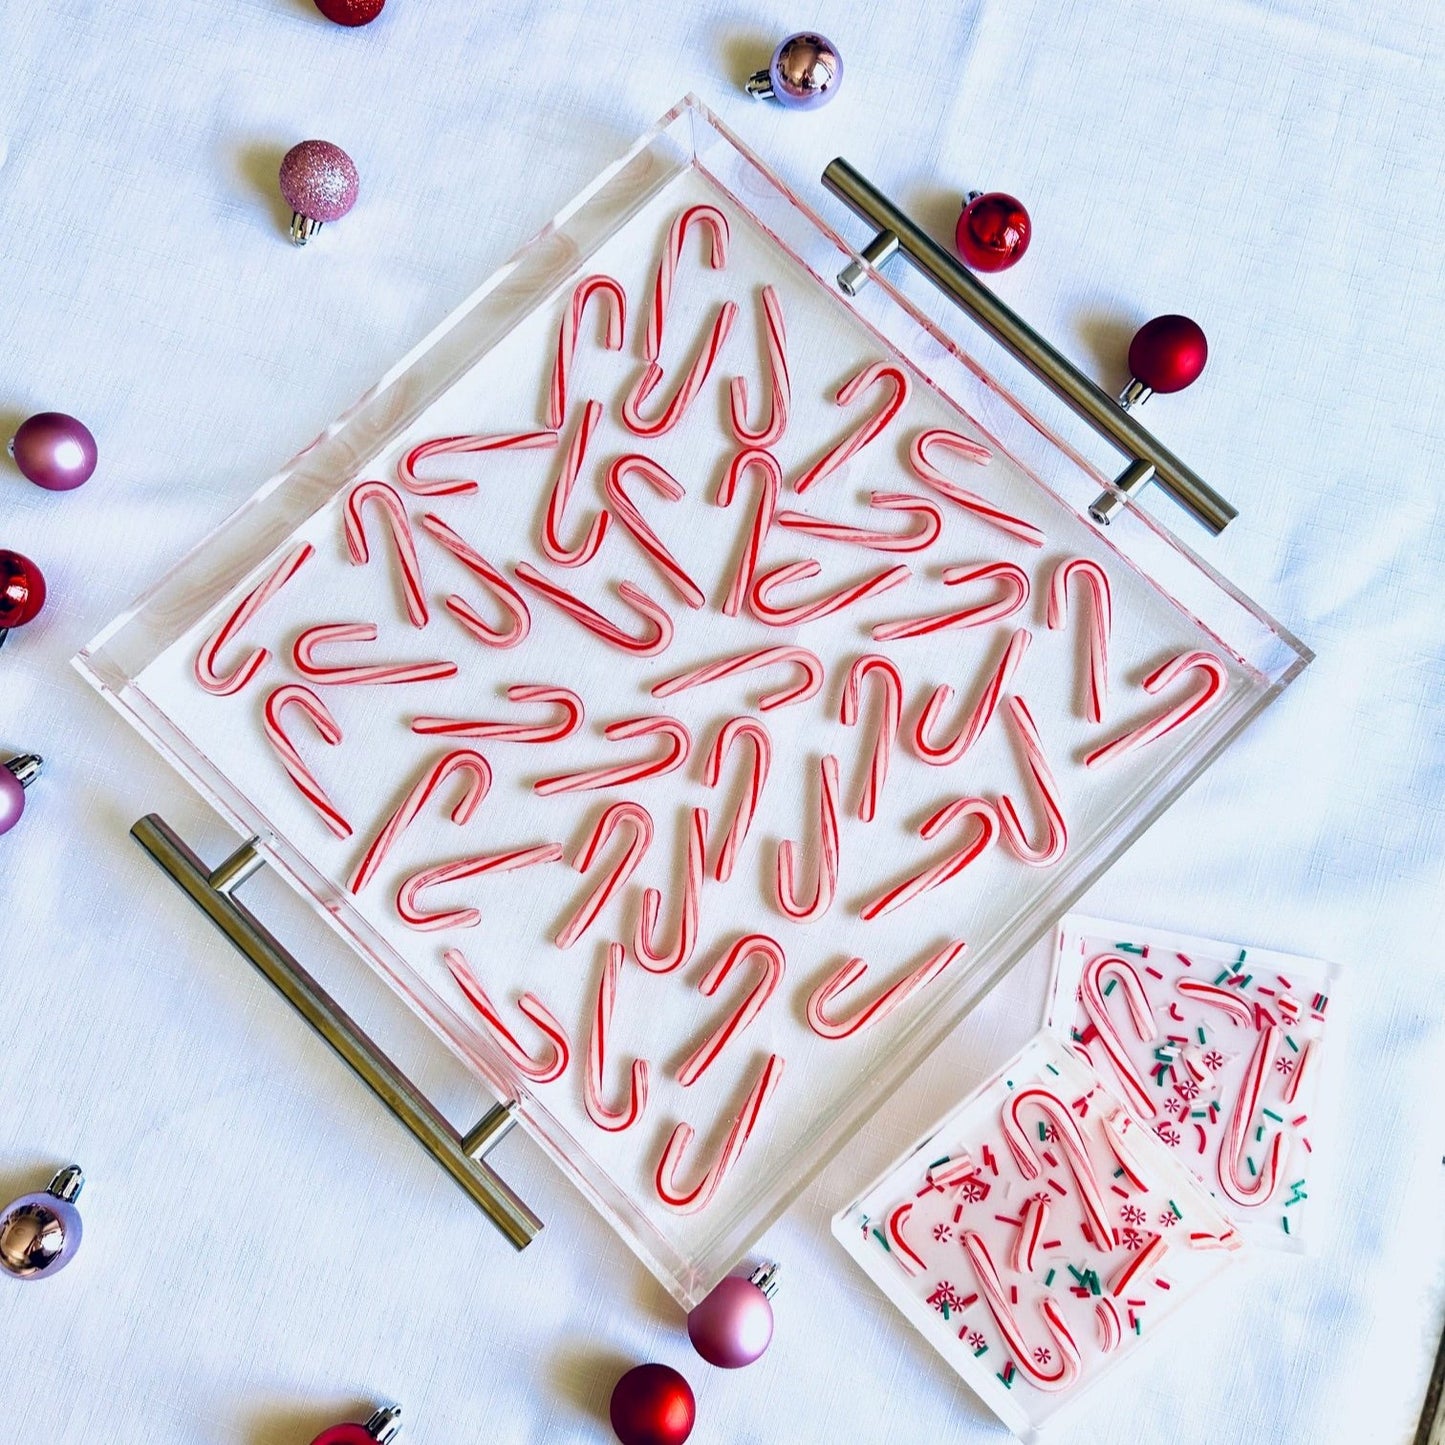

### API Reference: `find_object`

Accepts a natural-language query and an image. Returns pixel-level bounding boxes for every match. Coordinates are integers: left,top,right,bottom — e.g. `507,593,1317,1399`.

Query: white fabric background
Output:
0,2,1440,1443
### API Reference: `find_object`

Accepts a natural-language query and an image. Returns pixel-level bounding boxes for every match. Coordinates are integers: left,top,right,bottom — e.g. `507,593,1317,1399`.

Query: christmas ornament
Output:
310,1404,403,1444
746,33,843,109
0,755,42,837
0,1166,83,1280
314,0,385,24
0,550,46,648
8,412,97,490
608,1363,695,1445
1118,315,1208,408
954,192,1031,273
279,141,360,246
687,1262,778,1368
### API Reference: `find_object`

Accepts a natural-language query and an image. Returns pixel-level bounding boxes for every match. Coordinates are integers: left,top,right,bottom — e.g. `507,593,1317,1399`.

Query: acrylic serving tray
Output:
75,96,1311,1306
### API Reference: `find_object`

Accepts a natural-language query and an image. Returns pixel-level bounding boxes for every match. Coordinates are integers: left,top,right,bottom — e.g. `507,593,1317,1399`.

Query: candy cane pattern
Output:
775,755,840,923
554,801,654,950
911,627,1031,767
859,797,998,921
775,492,943,554
1282,1038,1314,1106
1001,1087,1115,1254
1099,1107,1150,1193
397,429,557,498
806,940,966,1040
651,644,824,712
872,560,1030,642
1047,557,1112,723
839,655,903,822
444,947,570,1084
534,716,691,796
644,203,730,363
728,284,790,447
703,717,771,884
344,480,429,628
793,362,910,495
675,934,785,1086
292,623,458,686
1080,953,1158,1119
996,695,1068,867
1174,978,1256,1027
419,512,532,649
412,683,584,744
634,805,706,974
604,455,705,607
540,399,609,568
1012,1194,1050,1273
715,447,781,617
194,541,314,696
884,1201,929,1275
584,944,650,1132
1218,1024,1287,1207
621,301,738,439
1107,1234,1168,1297
906,429,1043,547
397,842,565,932
1083,651,1229,769
1095,1298,1123,1353
547,275,626,429
513,562,674,657
261,683,352,839
749,559,911,627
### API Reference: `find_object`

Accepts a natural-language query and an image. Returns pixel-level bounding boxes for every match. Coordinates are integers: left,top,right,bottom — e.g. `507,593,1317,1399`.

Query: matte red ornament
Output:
955,192,1031,272
0,551,46,633
609,1364,696,1445
314,0,385,25
1127,314,1208,394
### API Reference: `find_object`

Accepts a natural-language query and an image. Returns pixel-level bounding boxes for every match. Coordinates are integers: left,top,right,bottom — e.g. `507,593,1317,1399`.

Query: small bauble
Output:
609,1363,695,1445
687,1270,776,1368
1127,315,1208,394
0,1166,83,1280
314,0,385,25
955,192,1031,272
8,412,97,490
0,550,47,632
278,140,360,245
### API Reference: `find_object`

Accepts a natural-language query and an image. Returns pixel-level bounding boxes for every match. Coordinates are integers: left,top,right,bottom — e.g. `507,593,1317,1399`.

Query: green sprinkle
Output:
928,1155,951,1170
1247,1156,1258,1177
1168,1200,1182,1219
1114,1167,1125,1178
873,1228,891,1251
1237,948,1248,965
1239,974,1253,988
941,1303,950,1319
1191,1110,1208,1119
1282,1216,1291,1234
1116,942,1145,954
1133,1318,1142,1335
1214,968,1232,985
1262,1108,1284,1122
1285,1035,1300,1052
1045,1063,1060,1076
1088,1271,1101,1297
1104,978,1118,996
974,1344,988,1357
1255,1124,1265,1142
1068,1265,1086,1284
997,1371,1014,1389
1044,1269,1056,1286
1039,1122,1049,1141
1197,1026,1208,1045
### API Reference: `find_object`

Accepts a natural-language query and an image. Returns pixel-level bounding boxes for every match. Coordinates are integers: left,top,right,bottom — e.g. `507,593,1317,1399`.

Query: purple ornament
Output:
0,755,41,837
0,1166,84,1280
686,1264,777,1368
8,412,97,491
746,33,843,110
278,140,360,246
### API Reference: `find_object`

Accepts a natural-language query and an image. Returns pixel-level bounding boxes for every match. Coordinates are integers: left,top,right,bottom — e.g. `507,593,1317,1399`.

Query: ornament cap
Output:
46,1165,83,1204
3,755,43,789
365,1404,402,1442
749,1260,781,1298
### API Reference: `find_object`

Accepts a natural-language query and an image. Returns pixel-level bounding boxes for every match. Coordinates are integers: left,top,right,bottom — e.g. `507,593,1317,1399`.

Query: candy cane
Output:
444,947,570,1084
859,797,998,921
654,1052,784,1214
397,429,557,498
1084,651,1229,769
397,842,564,932
775,492,943,554
676,934,785,1086
1218,1024,1287,1207
540,399,609,568
1013,1194,1051,1274
1001,1087,1115,1253
262,683,352,839
749,559,911,627
621,302,738,439
513,562,674,657
911,627,1030,767
792,363,910,495
1282,1039,1314,1106
884,1201,928,1275
775,755,840,923
839,655,903,822
1175,979,1256,1027
534,716,691,796
604,455,705,607
194,541,314,696
412,683,584,744
871,560,1029,642
344,480,429,628
644,203,730,363
927,1154,980,1192
547,275,626,429
907,429,1043,547
703,717,771,884
1099,1108,1150,1192
1080,953,1157,1119
996,695,1068,867
584,943,650,1132
652,644,824,712
635,805,706,974
715,447,781,617
1107,1234,1168,1297
554,801,654,950
1047,557,1112,723
729,284,790,447
806,940,966,1040
419,513,532,649
347,748,491,894
1095,1298,1123,1353
292,623,458,686
960,1232,1081,1391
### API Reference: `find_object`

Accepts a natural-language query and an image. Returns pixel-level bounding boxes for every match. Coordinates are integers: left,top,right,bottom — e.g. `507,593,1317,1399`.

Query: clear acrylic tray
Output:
75,96,1311,1306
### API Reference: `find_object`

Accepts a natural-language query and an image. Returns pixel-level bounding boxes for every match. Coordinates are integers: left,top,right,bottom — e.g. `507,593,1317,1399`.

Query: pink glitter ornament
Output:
279,140,359,245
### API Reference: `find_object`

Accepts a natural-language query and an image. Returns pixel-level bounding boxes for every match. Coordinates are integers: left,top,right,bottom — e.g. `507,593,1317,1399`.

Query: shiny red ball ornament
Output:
955,192,1031,272
0,551,46,632
314,0,385,25
609,1364,696,1445
1127,314,1208,394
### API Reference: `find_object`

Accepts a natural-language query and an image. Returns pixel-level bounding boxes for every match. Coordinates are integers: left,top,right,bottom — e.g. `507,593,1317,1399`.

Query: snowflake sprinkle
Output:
1202,1049,1225,1072
1033,1346,1053,1365
1158,1210,1179,1228
933,1222,954,1243
1155,1123,1182,1147
1274,1056,1295,1076
1120,1227,1145,1251
1120,1204,1147,1226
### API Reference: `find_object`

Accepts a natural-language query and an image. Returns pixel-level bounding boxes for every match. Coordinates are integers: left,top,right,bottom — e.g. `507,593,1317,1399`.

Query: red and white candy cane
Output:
703,716,771,884
1282,1038,1315,1106
604,455,705,608
444,947,569,1084
728,284,790,448
344,480,429,628
911,627,1030,767
397,429,557,498
419,512,532,649
547,275,626,429
654,1052,784,1215
1013,1194,1051,1274
960,1232,1081,1392
347,748,491,894
262,683,352,839
1175,978,1256,1027
644,203,730,363
792,362,910,495
1219,1024,1287,1207
675,934,785,1087
1107,1233,1168,1297
884,1201,928,1275
513,562,674,657
652,644,824,712
1080,953,1158,1119
621,302,738,439
397,842,564,932
907,428,1043,547
1099,1108,1150,1193
871,560,1029,643
1047,557,1112,723
1095,1298,1123,1354
554,801,654,950
805,939,966,1040
715,447,781,617
540,399,609,568
194,541,314,696
775,492,943,555
292,623,458,686
635,805,706,974
1001,1087,1115,1254
859,797,998,922
1084,650,1229,769
412,683,584,744
534,716,691,797
749,559,910,627
996,695,1068,867
584,943,650,1132
775,754,840,923
839,655,903,822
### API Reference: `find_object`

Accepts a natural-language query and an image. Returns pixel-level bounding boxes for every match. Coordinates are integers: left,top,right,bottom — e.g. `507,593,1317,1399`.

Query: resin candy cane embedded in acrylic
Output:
884,1200,928,1275
540,399,609,568
872,560,1029,642
792,362,910,495
513,562,675,657
292,623,458,686
412,683,584,744
420,512,532,649
703,716,771,884
1001,1087,1115,1253
906,428,1043,547
644,203,730,363
344,480,429,628
397,842,564,932
534,716,691,796
911,627,1030,767
584,944,650,1132
729,284,790,448
775,492,943,555
445,948,570,1084
675,934,785,1086
554,801,654,950
806,940,966,1041
604,455,705,608
1047,557,1112,724
397,429,557,498
194,541,313,696
621,302,738,439
839,655,902,822
261,683,352,839
995,695,1068,867
1218,1024,1288,1207
859,796,997,921
775,754,840,923
749,559,910,627
634,805,706,974
547,274,626,430
1083,650,1228,769
1079,953,1158,1119
651,644,824,712
715,447,781,618
961,1231,1081,1391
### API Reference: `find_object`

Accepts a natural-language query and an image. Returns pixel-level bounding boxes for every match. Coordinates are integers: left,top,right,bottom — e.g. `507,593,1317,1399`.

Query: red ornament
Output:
609,1364,696,1445
310,1429,376,1445
1127,315,1208,394
0,551,46,632
955,192,1031,272
314,0,385,25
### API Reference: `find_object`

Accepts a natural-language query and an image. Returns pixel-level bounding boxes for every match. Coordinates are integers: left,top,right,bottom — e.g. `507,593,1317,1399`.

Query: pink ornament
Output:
687,1264,777,1368
8,412,97,490
279,140,360,245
